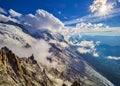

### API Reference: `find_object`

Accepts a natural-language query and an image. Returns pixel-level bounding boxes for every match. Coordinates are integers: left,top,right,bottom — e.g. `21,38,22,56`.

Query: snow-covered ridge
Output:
0,23,35,46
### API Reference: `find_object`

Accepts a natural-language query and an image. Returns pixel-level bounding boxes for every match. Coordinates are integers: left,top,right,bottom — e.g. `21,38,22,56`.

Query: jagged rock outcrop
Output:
0,46,55,86
0,46,114,86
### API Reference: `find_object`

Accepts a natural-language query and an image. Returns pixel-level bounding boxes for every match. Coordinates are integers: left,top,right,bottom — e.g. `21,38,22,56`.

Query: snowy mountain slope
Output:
0,10,115,86
0,22,35,47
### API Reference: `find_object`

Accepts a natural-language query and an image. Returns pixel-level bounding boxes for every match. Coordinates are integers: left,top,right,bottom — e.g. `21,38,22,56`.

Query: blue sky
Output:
0,0,92,20
0,0,120,27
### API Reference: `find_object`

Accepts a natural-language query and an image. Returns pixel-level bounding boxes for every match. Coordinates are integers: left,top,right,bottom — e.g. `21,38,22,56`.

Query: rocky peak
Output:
28,54,37,64
0,46,23,75
0,47,54,86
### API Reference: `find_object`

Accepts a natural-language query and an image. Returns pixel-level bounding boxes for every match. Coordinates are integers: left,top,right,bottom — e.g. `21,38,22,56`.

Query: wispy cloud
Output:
49,39,68,48
9,9,22,17
63,22,120,37
0,13,19,23
0,7,7,14
64,0,120,25
107,56,120,60
71,40,100,57
64,7,120,25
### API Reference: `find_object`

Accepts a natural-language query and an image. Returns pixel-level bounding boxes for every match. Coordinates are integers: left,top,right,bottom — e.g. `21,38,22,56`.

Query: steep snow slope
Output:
0,22,35,47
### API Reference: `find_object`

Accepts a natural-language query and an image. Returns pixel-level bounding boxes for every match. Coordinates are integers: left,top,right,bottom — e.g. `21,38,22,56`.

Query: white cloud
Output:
64,0,120,25
49,39,68,48
76,40,99,56
107,56,120,60
77,47,90,54
76,22,105,29
0,39,52,66
90,0,107,12
64,22,112,36
64,22,120,37
9,9,22,17
90,0,117,16
0,14,9,22
0,7,7,14
118,0,120,2
64,7,120,25
30,40,51,64
0,14,19,23
22,9,64,32
77,40,95,48
93,52,99,57
0,8,64,33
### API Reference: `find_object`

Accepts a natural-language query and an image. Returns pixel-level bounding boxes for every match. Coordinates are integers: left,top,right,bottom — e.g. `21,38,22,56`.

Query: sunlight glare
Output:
98,4,113,16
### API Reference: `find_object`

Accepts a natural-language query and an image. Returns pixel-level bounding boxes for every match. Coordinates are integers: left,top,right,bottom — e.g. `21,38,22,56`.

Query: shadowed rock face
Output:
0,47,54,86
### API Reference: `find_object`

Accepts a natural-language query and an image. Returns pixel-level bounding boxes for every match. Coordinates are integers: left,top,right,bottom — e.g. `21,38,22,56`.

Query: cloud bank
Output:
0,8,64,33
107,56,120,60
75,40,99,57
11,9,64,32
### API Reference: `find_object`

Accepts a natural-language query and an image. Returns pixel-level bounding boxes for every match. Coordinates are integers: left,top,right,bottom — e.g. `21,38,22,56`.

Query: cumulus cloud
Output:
76,22,106,29
89,0,117,16
0,7,7,14
76,40,99,57
77,40,95,48
107,56,120,60
0,8,64,33
21,9,64,32
90,0,107,12
64,22,120,37
93,52,99,57
64,0,120,25
77,47,91,54
9,9,22,17
64,22,114,37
